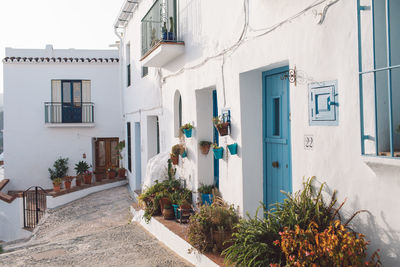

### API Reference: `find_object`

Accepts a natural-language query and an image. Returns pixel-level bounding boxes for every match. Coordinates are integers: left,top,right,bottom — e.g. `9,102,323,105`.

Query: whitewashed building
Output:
114,0,400,264
2,45,123,191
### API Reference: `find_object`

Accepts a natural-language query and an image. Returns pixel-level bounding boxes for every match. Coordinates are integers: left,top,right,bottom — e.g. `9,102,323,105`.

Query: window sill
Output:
362,155,400,175
45,123,95,128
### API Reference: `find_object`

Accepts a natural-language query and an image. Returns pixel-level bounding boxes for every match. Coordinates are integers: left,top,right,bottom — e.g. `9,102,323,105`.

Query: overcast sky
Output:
0,0,125,93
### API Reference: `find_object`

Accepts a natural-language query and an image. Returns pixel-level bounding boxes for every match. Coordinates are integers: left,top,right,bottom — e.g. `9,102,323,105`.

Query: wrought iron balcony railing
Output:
44,102,94,124
141,0,178,57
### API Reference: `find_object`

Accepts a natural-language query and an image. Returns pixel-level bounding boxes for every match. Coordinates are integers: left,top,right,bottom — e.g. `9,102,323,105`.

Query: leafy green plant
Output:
138,177,192,223
48,157,69,180
223,177,353,266
180,123,193,131
167,159,176,180
188,198,239,253
52,177,63,186
74,161,90,175
212,143,221,149
198,184,215,194
0,244,3,253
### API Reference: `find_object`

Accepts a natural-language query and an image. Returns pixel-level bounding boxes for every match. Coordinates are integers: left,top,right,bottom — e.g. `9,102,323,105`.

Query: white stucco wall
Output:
0,198,31,242
118,0,400,264
3,46,123,191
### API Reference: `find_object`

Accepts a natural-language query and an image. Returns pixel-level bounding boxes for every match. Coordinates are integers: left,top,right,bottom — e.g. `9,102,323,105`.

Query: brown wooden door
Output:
95,138,119,177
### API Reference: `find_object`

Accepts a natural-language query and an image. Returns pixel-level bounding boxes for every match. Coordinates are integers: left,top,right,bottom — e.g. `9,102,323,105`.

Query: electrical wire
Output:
161,0,340,100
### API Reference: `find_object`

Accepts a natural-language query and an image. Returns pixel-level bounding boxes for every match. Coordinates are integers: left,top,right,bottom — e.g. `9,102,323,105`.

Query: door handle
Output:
272,161,279,168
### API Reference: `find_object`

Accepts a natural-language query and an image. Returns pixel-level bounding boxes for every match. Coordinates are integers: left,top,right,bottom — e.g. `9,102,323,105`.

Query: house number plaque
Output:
304,135,314,150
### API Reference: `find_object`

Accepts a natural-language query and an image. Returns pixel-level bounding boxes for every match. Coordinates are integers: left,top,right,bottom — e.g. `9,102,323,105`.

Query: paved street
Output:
0,186,191,267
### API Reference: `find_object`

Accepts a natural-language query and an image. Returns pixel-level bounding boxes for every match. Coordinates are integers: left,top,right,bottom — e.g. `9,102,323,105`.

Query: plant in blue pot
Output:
198,184,215,205
212,143,224,160
162,21,168,41
168,16,174,40
181,123,193,138
227,143,238,155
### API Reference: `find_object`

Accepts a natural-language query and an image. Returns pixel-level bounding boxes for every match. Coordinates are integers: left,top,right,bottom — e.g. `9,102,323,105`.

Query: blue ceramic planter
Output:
181,150,187,158
213,147,224,159
168,32,174,40
202,194,213,205
183,128,192,138
172,204,180,219
162,32,168,40
227,143,238,155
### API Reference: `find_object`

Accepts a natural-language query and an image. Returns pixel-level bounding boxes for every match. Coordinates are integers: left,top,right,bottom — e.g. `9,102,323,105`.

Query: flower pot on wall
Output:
53,184,61,193
171,154,179,165
84,174,92,184
200,144,211,155
181,150,187,158
168,32,174,40
216,122,230,136
227,143,238,155
75,175,82,186
107,171,117,179
64,181,71,190
213,147,224,159
183,128,192,138
118,168,126,178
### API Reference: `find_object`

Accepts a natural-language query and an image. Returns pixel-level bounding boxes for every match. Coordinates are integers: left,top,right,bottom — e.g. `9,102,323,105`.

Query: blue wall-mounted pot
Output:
181,150,187,158
202,194,213,205
213,147,224,159
183,128,192,138
227,143,238,155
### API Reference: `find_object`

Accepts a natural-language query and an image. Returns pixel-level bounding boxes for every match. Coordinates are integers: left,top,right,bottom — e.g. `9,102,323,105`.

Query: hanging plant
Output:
199,141,212,155
212,143,224,160
181,123,194,138
227,143,238,155
213,116,230,136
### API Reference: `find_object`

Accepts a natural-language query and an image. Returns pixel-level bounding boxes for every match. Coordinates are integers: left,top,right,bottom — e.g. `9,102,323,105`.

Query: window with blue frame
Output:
358,0,400,157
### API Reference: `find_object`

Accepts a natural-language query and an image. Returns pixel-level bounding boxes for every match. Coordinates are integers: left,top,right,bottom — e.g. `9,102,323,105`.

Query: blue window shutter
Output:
309,80,338,126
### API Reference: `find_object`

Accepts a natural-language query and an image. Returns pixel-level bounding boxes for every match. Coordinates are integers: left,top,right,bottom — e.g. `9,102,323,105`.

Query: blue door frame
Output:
213,90,219,188
262,66,292,209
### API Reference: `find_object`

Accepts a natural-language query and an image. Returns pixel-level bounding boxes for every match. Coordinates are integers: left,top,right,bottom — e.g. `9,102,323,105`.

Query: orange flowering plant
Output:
274,220,381,267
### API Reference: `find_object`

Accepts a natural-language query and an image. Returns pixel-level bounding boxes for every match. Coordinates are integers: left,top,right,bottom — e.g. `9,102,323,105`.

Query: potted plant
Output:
52,178,63,193
198,184,214,205
162,203,175,220
74,161,90,185
162,21,168,40
170,144,184,165
199,141,212,155
212,143,224,159
115,140,126,178
107,167,117,179
227,143,238,155
83,170,92,184
48,157,69,189
168,16,174,40
180,123,194,138
64,176,73,190
213,116,230,136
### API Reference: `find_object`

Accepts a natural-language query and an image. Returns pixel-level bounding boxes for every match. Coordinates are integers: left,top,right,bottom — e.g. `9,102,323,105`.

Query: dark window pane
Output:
273,98,280,136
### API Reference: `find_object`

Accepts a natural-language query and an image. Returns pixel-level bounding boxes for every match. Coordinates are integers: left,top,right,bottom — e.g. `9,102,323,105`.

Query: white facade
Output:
3,45,123,190
115,0,400,264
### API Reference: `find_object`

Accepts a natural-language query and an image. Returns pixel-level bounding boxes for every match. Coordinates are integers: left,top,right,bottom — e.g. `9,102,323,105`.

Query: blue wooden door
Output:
213,90,219,188
263,66,292,209
134,122,142,189
61,81,82,123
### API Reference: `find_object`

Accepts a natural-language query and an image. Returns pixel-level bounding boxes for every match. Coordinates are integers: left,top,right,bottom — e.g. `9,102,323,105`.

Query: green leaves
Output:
48,157,69,180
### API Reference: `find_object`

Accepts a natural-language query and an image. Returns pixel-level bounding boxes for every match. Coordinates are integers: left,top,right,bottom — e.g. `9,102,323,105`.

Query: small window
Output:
308,81,338,126
126,43,131,87
142,66,148,77
273,97,280,136
127,122,132,172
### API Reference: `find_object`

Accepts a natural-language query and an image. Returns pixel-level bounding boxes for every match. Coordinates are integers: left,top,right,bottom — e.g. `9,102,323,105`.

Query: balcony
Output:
44,102,95,127
140,0,184,67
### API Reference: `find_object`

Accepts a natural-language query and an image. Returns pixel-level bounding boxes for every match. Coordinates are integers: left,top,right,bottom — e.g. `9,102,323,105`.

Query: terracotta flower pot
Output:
95,174,103,182
216,122,229,136
75,178,82,187
107,171,117,179
84,174,92,184
53,184,61,193
64,181,71,190
200,144,211,155
170,154,179,165
162,208,175,220
118,168,126,178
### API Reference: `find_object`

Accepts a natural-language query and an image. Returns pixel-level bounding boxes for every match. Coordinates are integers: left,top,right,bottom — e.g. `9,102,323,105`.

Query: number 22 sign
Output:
304,135,314,150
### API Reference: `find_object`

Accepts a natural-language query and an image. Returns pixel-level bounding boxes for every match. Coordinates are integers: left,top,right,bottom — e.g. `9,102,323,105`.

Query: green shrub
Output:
48,157,69,180
198,184,215,194
0,245,3,253
223,177,342,266
138,178,192,222
188,198,239,253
